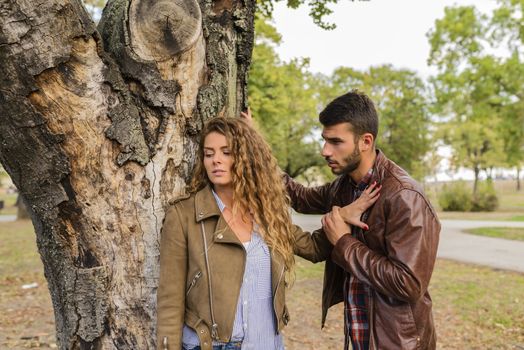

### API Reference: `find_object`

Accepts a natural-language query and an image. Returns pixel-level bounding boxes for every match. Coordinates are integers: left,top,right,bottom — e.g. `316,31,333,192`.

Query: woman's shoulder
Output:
167,191,196,213
168,192,193,206
166,186,212,216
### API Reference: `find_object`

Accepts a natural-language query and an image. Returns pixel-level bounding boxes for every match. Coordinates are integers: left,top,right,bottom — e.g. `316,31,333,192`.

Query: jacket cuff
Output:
331,233,358,268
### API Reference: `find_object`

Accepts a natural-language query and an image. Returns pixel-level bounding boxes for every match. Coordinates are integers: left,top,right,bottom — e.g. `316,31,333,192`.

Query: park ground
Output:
1,179,524,349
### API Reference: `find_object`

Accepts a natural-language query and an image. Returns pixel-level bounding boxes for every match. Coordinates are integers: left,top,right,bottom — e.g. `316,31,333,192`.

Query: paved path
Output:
2,213,523,272
0,215,16,222
292,213,524,273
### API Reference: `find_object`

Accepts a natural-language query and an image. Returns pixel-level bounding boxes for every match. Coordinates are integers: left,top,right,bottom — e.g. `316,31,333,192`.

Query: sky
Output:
272,0,498,78
272,0,508,181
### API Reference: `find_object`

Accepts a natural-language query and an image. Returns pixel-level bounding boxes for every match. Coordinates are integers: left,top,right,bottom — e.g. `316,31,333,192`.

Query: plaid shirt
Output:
344,169,373,350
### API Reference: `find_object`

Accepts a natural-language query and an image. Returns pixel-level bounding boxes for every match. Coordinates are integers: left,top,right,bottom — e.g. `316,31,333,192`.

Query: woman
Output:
157,117,379,350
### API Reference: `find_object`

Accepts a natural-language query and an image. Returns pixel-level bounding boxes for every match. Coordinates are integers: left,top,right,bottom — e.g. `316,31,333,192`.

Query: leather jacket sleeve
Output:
284,173,332,214
331,189,440,303
292,225,333,263
157,205,187,350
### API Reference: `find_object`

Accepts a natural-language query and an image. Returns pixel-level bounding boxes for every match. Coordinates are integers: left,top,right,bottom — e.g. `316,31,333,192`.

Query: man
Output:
284,90,440,350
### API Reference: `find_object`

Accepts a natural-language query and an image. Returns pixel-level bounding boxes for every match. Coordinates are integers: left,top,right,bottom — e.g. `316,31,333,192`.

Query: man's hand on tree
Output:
240,107,253,126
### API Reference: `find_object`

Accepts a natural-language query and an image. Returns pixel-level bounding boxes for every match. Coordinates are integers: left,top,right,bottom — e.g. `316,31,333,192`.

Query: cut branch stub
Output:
128,0,202,61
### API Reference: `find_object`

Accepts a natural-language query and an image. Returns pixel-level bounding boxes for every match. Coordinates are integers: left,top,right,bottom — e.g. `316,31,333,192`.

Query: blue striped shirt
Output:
182,191,284,350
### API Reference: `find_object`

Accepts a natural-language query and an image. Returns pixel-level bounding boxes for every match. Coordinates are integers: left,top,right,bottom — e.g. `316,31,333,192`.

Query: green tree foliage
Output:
82,0,106,21
248,18,324,178
428,6,502,194
257,0,345,30
490,0,524,190
315,65,432,180
428,2,524,192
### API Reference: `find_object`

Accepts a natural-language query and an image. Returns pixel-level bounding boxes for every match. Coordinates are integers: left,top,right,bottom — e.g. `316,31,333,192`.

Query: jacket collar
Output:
194,185,222,222
369,149,387,185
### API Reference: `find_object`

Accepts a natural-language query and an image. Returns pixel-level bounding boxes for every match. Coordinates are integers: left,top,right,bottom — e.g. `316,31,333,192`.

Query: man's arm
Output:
325,190,440,303
284,173,332,214
292,224,333,263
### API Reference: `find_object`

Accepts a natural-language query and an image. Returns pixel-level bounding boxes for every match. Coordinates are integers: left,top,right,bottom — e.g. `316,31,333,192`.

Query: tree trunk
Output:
0,0,255,348
473,165,480,196
517,166,521,191
15,194,30,219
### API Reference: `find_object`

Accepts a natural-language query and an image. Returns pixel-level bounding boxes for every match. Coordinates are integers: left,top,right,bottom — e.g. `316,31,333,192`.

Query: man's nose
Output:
321,143,331,157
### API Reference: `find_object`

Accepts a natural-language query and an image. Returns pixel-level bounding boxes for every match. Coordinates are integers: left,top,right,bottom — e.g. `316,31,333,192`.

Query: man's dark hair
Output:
319,90,379,140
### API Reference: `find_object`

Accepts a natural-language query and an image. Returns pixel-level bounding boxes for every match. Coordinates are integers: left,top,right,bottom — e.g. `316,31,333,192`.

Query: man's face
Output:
321,123,361,175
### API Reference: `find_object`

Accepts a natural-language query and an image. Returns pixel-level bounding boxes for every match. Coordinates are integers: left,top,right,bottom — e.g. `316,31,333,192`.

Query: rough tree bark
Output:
0,0,254,348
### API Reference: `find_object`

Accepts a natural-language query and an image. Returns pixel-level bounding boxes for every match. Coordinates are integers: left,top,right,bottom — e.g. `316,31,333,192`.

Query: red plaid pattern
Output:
344,170,373,350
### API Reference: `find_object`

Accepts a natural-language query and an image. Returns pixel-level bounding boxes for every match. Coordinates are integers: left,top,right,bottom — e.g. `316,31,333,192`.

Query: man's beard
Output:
333,147,361,175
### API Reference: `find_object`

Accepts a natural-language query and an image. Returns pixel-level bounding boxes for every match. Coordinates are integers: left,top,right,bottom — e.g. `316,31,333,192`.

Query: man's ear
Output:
359,133,374,151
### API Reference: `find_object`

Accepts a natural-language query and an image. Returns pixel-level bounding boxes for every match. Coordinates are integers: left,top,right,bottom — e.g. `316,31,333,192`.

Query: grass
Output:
289,257,524,350
510,215,524,222
0,220,42,276
429,260,524,349
0,219,55,349
0,191,18,216
1,207,524,349
464,227,524,242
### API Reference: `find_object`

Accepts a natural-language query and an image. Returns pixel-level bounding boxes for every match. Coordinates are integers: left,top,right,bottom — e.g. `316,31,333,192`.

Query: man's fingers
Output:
240,107,253,120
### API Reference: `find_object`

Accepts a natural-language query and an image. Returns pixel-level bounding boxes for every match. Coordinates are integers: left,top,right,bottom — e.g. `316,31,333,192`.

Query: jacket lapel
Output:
194,185,242,245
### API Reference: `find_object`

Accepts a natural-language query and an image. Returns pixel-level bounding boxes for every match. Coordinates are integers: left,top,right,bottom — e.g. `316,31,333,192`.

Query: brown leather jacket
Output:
156,185,331,350
286,150,440,350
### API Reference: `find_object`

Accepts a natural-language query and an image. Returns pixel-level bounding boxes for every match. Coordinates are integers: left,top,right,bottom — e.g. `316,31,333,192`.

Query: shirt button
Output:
217,233,223,239
199,212,204,217
200,329,205,334
243,301,248,305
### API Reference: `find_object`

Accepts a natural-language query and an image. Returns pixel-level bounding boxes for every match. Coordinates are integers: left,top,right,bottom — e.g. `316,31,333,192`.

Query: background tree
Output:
248,18,324,178
428,5,508,194
489,0,524,190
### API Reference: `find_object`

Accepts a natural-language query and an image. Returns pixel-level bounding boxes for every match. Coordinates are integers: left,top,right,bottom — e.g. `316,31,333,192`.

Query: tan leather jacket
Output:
286,150,441,350
156,185,331,350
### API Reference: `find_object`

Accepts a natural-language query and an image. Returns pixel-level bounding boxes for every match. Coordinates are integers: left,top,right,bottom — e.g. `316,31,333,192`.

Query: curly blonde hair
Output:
191,117,295,272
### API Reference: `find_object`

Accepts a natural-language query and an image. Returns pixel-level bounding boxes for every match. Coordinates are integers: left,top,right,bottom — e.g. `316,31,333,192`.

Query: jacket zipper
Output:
186,271,202,296
200,222,219,340
273,262,285,333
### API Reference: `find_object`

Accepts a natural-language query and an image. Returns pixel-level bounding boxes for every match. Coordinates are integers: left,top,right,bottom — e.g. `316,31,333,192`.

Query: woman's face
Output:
203,131,234,189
